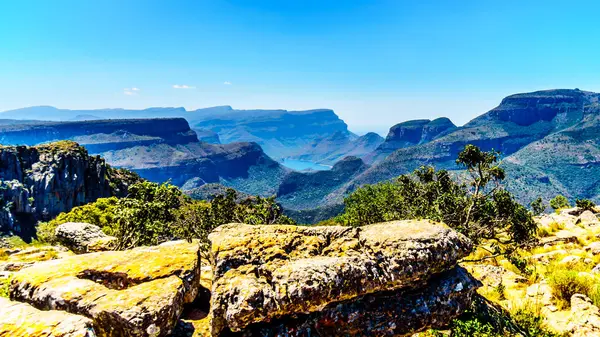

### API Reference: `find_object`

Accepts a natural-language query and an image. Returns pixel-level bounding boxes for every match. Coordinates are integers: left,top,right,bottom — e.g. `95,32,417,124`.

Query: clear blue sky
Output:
1,0,599,134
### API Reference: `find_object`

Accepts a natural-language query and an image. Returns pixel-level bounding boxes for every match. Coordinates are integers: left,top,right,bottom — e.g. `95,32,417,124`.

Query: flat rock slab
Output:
209,221,472,334
10,240,203,337
234,266,480,337
0,297,96,337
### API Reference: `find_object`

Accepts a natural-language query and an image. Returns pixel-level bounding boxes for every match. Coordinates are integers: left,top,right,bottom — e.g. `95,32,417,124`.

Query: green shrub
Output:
549,195,570,210
511,307,564,337
530,197,546,216
547,268,593,309
37,197,119,244
0,277,10,298
337,145,537,248
37,181,294,250
575,199,596,211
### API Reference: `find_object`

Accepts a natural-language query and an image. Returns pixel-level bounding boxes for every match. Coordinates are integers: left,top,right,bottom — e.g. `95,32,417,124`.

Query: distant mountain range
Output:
0,105,375,162
2,88,599,223
0,118,289,197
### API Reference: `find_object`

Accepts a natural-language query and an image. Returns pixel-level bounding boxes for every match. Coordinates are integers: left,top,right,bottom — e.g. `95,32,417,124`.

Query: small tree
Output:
530,197,545,216
576,199,596,212
338,145,537,248
550,195,570,210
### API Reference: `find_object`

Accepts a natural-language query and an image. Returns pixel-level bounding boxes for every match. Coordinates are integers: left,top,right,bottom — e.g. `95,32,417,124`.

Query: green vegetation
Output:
37,181,294,250
37,197,119,244
530,197,546,216
424,307,563,337
337,145,537,248
0,277,10,298
575,198,596,211
549,195,570,210
547,266,595,309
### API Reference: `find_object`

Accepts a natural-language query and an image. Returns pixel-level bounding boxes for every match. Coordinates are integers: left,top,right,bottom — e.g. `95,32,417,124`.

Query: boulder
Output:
55,222,116,253
560,255,582,265
568,294,600,337
10,240,203,337
578,211,599,226
208,220,473,334
585,242,600,255
0,297,96,337
234,266,480,337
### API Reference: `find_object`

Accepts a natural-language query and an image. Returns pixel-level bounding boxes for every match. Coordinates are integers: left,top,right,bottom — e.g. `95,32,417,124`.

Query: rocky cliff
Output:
0,118,198,150
364,117,456,164
277,156,368,211
1,106,355,162
282,89,600,210
0,119,290,197
291,131,384,165
0,141,137,237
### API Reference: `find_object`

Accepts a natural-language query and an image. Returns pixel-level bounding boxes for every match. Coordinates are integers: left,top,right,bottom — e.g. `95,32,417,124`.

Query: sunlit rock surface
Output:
208,220,473,334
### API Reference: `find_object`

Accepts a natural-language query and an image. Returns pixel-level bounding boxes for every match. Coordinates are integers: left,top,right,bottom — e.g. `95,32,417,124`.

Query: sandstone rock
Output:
585,242,600,255
578,211,599,226
0,246,73,272
568,294,600,337
10,240,203,337
55,222,116,253
530,249,567,263
526,282,554,307
234,267,480,337
560,255,582,265
209,221,472,334
0,297,96,337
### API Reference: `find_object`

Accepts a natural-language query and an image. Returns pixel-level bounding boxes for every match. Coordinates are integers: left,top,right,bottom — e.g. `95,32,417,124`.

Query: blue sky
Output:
1,0,600,134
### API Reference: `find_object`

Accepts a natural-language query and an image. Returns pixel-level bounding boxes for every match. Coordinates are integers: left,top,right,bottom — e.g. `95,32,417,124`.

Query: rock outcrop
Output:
0,141,137,236
364,118,456,164
208,221,474,335
2,220,479,337
569,294,600,337
0,297,95,337
9,241,203,337
234,267,479,337
55,222,116,253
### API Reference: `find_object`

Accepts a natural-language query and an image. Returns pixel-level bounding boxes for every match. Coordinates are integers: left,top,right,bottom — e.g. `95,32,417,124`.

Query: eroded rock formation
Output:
208,220,475,335
0,142,137,235
2,220,479,337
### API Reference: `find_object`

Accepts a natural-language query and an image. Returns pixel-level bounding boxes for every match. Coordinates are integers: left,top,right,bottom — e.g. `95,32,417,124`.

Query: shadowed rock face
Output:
235,266,480,337
208,221,473,335
0,142,136,236
276,156,368,210
0,119,290,199
364,117,456,164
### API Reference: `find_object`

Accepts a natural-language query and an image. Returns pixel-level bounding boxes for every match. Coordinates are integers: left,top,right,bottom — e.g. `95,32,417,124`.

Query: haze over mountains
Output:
2,88,599,222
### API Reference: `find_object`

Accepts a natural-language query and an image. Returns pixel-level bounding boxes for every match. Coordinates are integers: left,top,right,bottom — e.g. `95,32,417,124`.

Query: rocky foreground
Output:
0,220,478,337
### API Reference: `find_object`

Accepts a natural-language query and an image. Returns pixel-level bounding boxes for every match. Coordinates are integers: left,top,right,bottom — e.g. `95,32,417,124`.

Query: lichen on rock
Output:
0,297,96,337
208,220,473,334
9,240,203,337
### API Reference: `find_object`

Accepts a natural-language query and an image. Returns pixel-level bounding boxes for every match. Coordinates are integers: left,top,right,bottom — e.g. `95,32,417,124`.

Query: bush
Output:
337,145,537,248
530,197,546,216
548,268,593,309
0,277,9,298
511,307,564,337
37,197,119,244
549,195,570,210
37,181,294,250
576,199,596,212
